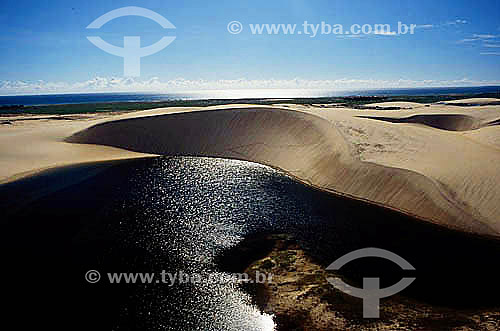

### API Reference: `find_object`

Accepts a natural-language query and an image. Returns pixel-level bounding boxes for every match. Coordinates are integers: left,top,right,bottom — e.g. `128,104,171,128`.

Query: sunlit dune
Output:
2,100,500,238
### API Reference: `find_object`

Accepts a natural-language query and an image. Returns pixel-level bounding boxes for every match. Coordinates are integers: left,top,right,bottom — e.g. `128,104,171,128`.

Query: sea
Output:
1,86,500,106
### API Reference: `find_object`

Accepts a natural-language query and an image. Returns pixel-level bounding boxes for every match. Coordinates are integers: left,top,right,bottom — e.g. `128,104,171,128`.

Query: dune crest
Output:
357,114,485,131
66,107,498,237
440,98,500,106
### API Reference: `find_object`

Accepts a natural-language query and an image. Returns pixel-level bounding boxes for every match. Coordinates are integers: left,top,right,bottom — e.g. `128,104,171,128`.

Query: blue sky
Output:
0,0,499,94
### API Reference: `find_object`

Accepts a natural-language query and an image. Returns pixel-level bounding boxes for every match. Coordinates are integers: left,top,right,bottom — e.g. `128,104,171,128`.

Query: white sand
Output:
0,113,157,183
359,101,427,110
2,100,500,237
440,98,500,106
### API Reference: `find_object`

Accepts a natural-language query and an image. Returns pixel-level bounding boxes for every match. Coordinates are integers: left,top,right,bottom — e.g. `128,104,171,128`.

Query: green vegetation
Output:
1,92,499,115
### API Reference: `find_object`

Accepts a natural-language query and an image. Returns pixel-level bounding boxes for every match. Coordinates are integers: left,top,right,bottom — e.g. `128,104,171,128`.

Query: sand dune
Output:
358,101,426,110
0,114,156,184
440,98,500,106
306,103,500,236
358,114,483,131
66,105,500,237
463,126,500,150
2,101,500,238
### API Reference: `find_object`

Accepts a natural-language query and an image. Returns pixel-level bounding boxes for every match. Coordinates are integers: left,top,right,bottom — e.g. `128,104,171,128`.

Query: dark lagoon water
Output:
1,86,500,106
1,156,500,330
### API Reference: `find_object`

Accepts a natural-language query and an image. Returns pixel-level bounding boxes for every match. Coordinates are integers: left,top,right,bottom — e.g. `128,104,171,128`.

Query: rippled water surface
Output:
110,157,314,330
2,156,500,330
1,157,355,330
102,157,359,330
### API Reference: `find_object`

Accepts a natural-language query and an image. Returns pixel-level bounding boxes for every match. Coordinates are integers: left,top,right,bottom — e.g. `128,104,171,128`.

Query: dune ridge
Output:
440,98,500,106
66,107,497,237
357,114,485,131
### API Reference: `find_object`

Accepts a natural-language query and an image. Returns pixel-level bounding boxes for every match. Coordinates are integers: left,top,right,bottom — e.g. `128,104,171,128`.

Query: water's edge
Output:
1,156,499,330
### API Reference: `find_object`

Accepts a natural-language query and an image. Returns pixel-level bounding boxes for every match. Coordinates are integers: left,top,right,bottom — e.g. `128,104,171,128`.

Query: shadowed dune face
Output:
66,107,498,237
487,118,500,127
66,108,349,175
357,114,484,131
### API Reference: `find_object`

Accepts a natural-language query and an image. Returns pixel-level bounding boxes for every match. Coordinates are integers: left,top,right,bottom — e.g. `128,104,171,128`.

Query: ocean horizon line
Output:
1,86,500,106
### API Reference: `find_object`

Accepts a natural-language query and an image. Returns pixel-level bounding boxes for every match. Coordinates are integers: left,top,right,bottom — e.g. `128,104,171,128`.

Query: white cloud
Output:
473,34,498,39
480,52,500,55
336,34,365,39
373,30,398,36
415,19,467,32
444,19,468,26
457,34,499,44
1,77,500,95
416,24,434,29
457,38,480,43
484,43,500,48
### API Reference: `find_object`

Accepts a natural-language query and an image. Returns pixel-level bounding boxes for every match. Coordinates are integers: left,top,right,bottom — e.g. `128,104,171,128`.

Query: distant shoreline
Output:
1,86,500,114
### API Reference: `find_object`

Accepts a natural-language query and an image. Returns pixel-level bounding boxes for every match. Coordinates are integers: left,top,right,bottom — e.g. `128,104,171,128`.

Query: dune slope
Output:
66,107,497,237
358,114,482,131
